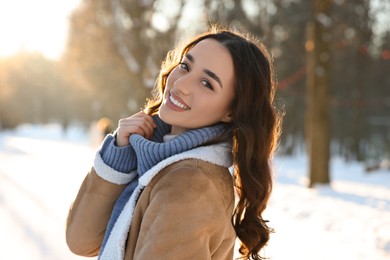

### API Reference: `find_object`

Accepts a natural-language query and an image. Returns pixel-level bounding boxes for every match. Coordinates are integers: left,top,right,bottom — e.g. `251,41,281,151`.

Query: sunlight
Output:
0,0,80,60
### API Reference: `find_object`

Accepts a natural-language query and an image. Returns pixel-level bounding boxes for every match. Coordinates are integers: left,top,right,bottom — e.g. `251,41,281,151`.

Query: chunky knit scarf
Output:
98,115,231,258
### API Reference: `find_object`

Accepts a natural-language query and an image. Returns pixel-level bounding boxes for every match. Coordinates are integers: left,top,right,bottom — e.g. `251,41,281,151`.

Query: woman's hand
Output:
115,112,157,147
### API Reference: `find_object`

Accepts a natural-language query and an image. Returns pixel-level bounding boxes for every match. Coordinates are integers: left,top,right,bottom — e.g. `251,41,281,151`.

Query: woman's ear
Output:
221,113,232,123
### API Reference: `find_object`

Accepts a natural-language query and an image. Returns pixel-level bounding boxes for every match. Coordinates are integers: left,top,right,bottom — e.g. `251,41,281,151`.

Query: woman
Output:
66,27,281,260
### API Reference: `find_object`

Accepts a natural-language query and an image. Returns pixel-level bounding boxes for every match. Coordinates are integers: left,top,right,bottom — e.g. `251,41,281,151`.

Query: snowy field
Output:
0,124,389,260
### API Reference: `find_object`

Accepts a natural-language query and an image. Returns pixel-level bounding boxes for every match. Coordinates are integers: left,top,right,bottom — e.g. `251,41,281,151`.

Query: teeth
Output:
170,95,190,110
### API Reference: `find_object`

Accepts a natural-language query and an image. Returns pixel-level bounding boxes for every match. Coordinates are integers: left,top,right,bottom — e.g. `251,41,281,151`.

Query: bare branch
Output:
110,0,140,73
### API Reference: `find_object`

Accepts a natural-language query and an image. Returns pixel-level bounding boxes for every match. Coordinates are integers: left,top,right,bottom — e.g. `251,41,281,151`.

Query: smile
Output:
169,93,191,110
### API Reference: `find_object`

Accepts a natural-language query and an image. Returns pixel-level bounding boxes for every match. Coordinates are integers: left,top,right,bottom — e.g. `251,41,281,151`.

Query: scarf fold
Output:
99,115,231,256
131,122,230,175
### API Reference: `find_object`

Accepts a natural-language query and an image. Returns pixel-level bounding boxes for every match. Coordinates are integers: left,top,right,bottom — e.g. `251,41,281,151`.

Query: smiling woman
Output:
0,0,80,60
66,26,282,260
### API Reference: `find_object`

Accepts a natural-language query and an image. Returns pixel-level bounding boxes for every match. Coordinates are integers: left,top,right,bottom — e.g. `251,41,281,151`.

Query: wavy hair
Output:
145,26,282,260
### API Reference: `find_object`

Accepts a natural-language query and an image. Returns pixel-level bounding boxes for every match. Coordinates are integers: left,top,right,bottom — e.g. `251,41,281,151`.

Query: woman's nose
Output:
173,74,192,95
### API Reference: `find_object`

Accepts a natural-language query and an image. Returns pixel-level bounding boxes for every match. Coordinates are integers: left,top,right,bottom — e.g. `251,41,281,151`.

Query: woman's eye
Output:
179,62,189,71
201,80,214,90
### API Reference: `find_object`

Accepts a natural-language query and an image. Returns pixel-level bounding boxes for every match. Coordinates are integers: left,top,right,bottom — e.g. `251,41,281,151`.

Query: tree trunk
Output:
305,0,332,188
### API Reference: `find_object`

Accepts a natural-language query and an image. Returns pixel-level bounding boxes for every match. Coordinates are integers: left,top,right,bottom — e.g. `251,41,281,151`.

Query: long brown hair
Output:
145,26,282,260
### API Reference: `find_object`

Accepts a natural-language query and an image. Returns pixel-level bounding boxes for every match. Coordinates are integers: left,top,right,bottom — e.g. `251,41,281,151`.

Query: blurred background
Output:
1,0,389,163
0,0,389,259
0,0,390,160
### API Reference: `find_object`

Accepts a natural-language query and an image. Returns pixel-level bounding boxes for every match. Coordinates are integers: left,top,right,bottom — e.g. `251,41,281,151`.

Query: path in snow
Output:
0,125,94,259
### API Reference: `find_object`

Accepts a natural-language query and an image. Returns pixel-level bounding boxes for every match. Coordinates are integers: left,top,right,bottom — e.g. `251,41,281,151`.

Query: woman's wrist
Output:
100,134,137,173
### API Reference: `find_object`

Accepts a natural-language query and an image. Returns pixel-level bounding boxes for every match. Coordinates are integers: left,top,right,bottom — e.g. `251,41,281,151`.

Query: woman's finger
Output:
116,112,156,146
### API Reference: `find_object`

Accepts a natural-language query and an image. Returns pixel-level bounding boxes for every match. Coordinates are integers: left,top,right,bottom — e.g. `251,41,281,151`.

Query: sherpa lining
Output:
94,152,137,185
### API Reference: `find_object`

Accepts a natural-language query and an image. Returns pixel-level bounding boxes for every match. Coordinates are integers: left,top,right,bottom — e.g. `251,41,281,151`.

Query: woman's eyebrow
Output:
204,69,223,89
185,53,194,62
185,53,223,89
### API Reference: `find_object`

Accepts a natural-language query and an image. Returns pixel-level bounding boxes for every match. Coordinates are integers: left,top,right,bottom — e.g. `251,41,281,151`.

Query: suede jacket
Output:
66,144,236,260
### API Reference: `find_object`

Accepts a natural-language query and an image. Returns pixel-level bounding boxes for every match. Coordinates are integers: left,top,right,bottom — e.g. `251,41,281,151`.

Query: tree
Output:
305,0,332,187
330,0,374,161
268,0,311,155
63,0,184,124
0,53,71,129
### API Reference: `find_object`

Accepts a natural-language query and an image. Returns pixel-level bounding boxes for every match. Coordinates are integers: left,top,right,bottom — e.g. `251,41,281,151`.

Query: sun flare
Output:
0,0,80,60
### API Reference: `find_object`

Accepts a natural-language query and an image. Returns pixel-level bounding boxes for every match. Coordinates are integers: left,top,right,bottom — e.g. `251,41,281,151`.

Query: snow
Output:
264,156,390,260
0,124,389,260
0,124,95,260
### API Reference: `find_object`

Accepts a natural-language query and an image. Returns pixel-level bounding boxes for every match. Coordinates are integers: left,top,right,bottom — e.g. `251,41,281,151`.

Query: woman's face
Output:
159,38,235,135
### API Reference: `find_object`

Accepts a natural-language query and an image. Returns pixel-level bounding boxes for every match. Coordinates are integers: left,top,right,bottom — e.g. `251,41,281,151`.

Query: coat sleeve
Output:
66,168,126,256
132,165,231,260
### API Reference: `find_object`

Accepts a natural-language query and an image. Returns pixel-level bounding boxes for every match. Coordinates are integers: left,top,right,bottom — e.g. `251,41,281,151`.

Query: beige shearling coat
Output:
66,149,236,259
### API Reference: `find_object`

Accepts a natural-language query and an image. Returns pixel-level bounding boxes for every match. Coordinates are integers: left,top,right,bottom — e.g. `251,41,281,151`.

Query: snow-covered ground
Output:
265,156,390,260
0,124,389,260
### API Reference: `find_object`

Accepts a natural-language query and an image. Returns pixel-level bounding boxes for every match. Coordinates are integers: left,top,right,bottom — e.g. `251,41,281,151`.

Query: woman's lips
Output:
168,92,191,110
